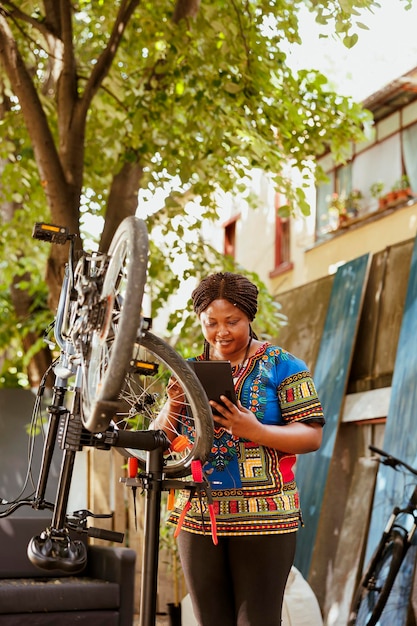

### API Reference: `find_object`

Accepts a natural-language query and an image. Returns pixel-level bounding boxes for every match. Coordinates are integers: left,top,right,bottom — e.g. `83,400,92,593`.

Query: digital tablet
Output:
188,360,237,416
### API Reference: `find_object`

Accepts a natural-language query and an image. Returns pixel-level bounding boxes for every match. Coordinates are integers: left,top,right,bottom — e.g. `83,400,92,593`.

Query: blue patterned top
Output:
168,342,325,536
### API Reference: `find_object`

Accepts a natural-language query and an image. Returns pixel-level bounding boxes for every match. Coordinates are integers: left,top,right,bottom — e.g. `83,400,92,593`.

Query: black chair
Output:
0,517,136,626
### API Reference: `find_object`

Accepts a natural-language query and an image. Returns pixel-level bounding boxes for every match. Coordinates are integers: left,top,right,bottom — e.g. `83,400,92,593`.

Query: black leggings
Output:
177,531,296,626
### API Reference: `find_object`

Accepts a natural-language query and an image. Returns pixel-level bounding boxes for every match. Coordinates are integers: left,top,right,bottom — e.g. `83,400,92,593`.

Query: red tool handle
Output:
128,457,139,478
208,504,218,545
174,502,191,538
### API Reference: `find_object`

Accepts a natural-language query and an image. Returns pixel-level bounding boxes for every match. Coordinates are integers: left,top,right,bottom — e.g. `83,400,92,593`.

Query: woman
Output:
166,272,324,626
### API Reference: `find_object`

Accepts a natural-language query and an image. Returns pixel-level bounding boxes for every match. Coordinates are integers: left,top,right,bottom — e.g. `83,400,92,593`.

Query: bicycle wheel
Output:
113,330,214,477
81,217,149,433
349,529,407,626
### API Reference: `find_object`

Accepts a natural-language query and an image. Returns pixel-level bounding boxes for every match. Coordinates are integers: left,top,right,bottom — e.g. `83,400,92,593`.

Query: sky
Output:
286,0,417,101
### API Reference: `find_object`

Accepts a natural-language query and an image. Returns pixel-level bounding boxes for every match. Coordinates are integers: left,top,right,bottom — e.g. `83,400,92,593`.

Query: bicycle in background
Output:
0,217,213,626
348,445,417,626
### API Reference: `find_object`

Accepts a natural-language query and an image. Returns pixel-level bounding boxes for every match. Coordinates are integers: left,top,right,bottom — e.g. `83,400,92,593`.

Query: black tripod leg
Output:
51,447,76,529
34,381,68,505
140,447,164,626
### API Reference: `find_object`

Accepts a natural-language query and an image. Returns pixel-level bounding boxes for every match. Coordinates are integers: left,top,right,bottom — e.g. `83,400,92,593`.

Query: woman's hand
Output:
210,395,323,454
150,376,185,440
210,396,262,440
166,376,186,409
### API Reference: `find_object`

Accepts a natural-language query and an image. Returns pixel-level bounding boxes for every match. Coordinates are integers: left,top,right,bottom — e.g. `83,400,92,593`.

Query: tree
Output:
0,0,406,386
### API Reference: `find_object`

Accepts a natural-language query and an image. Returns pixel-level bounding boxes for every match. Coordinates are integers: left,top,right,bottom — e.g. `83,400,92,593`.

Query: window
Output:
403,121,417,191
315,128,405,240
270,193,293,276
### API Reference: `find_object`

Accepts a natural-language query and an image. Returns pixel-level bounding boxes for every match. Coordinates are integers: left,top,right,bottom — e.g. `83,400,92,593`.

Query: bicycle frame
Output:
384,486,417,546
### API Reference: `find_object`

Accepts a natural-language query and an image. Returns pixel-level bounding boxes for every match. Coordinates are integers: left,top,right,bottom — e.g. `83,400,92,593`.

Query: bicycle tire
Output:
113,329,214,477
349,529,407,626
81,217,149,433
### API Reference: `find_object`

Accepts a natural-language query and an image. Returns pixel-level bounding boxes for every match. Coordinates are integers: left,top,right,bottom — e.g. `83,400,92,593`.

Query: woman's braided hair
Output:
192,273,259,358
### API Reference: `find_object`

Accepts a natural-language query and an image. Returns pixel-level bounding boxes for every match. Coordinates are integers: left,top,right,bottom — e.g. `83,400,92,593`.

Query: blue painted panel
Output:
363,236,417,625
294,253,370,577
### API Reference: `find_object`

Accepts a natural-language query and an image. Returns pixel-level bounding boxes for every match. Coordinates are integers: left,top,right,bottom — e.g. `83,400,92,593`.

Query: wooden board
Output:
322,456,378,624
275,274,333,372
362,234,417,625
294,253,371,577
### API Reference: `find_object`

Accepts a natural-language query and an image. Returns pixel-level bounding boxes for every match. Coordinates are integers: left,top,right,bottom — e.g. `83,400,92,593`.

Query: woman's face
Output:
199,298,251,359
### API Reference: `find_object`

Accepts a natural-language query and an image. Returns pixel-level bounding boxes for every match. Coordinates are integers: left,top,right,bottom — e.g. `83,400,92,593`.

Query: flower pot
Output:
385,191,397,206
167,602,182,626
396,187,411,201
378,196,388,210
338,213,349,228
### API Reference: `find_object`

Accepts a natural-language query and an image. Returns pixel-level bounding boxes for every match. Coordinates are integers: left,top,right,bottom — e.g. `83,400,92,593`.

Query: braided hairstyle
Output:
191,272,259,358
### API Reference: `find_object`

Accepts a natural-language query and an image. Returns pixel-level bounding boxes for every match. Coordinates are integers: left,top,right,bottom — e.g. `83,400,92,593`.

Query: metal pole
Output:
139,447,164,626
34,382,67,503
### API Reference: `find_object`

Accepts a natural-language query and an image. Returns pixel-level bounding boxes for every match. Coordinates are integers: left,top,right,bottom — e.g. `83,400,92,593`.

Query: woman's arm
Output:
211,397,323,454
149,376,186,441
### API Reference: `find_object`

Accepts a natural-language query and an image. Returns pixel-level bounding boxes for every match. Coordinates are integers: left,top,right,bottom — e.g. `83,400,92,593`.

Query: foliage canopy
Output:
0,0,404,385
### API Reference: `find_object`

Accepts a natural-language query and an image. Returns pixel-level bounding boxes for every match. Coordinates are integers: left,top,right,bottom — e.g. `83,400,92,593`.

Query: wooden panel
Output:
373,240,413,381
294,253,371,577
275,274,333,371
322,456,378,625
348,250,388,388
350,240,413,391
307,422,369,612
363,234,417,625
342,387,391,423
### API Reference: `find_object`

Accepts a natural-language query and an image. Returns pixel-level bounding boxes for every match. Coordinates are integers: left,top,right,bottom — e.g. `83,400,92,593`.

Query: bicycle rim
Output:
81,217,149,433
113,330,214,477
350,530,407,626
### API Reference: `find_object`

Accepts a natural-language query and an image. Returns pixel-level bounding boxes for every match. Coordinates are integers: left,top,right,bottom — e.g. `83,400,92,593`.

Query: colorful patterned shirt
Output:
168,342,325,536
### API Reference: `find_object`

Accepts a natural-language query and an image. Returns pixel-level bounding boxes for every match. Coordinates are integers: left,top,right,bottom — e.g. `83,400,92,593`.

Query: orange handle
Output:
167,489,176,510
170,435,190,452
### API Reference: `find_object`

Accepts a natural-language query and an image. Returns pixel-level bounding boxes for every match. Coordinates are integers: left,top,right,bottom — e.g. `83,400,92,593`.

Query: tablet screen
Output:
188,360,237,416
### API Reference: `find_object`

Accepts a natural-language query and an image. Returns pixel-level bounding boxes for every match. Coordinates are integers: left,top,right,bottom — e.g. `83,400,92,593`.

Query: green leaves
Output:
0,0,396,383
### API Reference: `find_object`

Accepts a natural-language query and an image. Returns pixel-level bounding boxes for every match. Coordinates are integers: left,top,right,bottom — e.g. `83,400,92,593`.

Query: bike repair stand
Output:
140,447,164,626
121,447,214,626
121,447,183,626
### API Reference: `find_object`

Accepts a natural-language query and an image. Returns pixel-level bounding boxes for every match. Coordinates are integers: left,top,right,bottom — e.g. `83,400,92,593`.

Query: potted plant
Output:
370,181,386,210
394,175,412,201
328,192,348,228
346,189,363,217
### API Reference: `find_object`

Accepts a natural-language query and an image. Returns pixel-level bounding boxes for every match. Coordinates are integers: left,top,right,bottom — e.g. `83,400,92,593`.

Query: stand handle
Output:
109,429,170,451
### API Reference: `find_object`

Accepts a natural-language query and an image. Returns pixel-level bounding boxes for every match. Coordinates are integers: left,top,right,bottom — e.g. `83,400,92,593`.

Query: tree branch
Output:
0,13,70,214
0,1,55,38
172,0,201,23
79,0,140,119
